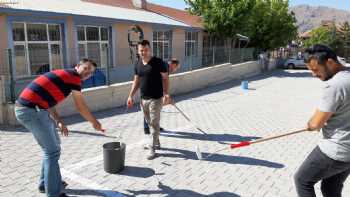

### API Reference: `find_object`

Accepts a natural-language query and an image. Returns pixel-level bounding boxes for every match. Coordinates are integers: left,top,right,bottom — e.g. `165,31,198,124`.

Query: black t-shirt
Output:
134,57,168,99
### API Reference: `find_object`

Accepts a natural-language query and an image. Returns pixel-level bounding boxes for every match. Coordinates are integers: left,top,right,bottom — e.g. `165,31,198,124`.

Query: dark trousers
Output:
144,118,149,129
294,146,350,197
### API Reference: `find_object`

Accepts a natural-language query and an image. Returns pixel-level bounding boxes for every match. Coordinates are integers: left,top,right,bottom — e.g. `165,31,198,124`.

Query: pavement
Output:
2,69,350,197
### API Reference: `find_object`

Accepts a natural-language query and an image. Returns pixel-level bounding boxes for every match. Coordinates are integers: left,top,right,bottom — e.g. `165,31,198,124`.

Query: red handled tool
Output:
196,128,308,160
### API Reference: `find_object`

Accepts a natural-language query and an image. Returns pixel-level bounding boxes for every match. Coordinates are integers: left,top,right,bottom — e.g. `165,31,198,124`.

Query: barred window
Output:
12,22,63,77
185,31,198,57
152,30,172,61
77,26,110,68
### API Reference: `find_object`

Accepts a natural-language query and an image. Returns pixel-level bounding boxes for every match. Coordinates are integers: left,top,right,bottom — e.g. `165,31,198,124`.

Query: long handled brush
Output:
196,128,308,160
171,103,207,135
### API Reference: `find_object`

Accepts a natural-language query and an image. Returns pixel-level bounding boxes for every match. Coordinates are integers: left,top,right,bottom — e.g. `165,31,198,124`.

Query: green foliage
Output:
185,0,255,37
303,22,350,60
335,22,350,59
303,27,333,48
185,0,298,50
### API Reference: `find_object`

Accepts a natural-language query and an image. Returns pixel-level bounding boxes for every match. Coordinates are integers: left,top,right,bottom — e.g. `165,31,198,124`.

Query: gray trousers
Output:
141,98,162,147
294,146,350,197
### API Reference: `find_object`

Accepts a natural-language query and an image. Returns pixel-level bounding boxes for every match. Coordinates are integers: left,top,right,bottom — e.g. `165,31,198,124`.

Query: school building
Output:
0,0,255,124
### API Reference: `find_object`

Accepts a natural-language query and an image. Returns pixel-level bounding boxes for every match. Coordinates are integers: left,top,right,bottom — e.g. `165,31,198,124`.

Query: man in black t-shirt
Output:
143,58,180,134
127,40,171,160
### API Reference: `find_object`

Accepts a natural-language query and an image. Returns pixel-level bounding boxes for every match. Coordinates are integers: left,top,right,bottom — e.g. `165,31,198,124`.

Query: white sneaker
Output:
147,148,156,160
143,142,161,150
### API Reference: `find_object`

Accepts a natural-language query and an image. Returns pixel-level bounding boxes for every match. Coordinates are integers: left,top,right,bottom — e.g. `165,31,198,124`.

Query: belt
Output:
15,101,44,112
141,96,152,100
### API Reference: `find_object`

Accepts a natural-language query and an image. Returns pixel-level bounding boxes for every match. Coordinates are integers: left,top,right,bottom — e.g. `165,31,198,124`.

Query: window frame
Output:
76,25,110,68
12,22,63,78
152,30,172,61
185,31,199,58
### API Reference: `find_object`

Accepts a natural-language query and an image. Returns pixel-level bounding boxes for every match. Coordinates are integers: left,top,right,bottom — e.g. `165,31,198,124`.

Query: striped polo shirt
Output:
18,69,82,109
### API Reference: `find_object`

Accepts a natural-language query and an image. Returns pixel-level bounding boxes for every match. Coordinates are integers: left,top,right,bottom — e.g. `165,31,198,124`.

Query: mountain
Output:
290,5,350,33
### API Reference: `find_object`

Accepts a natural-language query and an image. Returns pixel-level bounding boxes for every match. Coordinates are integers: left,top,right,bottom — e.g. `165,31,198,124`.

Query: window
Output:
152,30,172,61
77,26,109,68
49,25,61,41
12,23,25,41
12,22,63,77
185,31,198,57
27,24,47,41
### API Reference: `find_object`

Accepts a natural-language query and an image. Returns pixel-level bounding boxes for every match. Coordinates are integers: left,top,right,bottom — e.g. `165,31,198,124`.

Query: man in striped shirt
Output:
15,58,105,197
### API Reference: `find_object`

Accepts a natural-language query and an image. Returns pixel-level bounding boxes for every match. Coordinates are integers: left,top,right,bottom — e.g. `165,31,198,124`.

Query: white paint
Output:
61,168,125,197
60,124,197,196
65,124,195,170
66,138,149,171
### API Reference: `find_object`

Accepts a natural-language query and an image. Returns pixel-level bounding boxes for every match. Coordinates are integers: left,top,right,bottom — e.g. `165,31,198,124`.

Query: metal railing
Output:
3,44,257,102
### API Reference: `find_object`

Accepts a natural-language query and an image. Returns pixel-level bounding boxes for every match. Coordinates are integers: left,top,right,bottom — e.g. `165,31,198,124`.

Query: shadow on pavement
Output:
125,182,240,197
117,166,155,178
65,188,123,196
68,130,117,138
158,147,284,169
160,129,260,143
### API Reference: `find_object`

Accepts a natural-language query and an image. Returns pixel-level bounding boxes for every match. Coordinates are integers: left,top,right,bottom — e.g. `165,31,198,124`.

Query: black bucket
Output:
103,142,126,174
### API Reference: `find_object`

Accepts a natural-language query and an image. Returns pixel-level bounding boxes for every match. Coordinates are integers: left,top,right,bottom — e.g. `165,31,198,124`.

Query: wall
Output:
0,14,10,124
66,16,77,66
0,75,6,124
171,28,185,66
1,61,261,125
59,61,261,116
0,14,8,75
115,23,153,67
111,23,154,83
197,31,203,67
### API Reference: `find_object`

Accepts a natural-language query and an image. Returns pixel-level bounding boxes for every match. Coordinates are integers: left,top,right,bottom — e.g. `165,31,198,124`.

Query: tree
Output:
303,26,333,48
302,22,350,61
185,0,256,37
336,22,350,60
185,0,298,50
244,0,298,50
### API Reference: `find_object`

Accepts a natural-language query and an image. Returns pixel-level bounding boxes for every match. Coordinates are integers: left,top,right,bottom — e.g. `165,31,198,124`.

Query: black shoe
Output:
38,185,45,193
38,181,68,193
160,127,164,131
144,127,150,134
59,193,69,197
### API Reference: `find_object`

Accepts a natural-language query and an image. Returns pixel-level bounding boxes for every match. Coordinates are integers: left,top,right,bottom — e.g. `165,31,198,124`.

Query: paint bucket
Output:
103,142,126,174
241,81,249,90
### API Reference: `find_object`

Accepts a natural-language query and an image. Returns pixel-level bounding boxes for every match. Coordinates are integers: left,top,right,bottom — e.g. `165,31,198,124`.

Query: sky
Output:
147,0,350,12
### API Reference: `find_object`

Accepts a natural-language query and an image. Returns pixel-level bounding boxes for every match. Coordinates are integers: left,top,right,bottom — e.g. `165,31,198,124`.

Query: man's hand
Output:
127,96,134,109
307,109,333,132
72,90,106,133
92,120,105,133
163,94,172,106
58,122,69,136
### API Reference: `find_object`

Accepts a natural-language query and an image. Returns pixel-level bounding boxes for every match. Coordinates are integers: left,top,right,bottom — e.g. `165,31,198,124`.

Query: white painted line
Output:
61,168,124,197
159,125,195,136
159,132,183,137
60,124,203,196
66,139,148,171
67,155,103,172
65,124,196,171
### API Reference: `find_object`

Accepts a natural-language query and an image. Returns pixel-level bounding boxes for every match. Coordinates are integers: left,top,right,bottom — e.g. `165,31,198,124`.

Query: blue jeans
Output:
15,106,62,197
